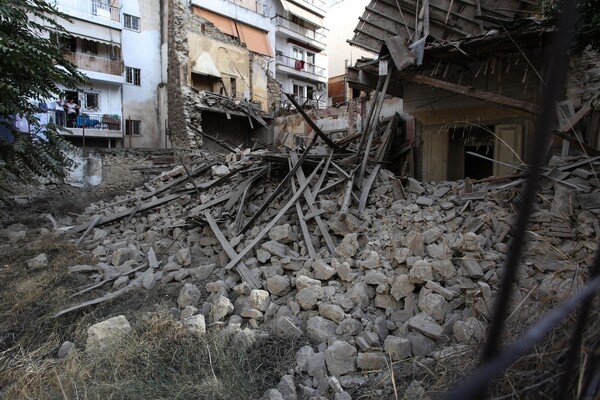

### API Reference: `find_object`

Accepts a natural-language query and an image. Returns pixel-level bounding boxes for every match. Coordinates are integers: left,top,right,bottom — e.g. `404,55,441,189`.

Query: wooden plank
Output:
358,164,382,213
358,65,393,186
179,156,202,196
71,191,192,233
75,215,101,245
240,135,319,234
290,152,337,256
311,151,333,199
204,212,262,289
397,71,541,114
224,161,324,270
291,176,317,258
233,166,270,234
142,162,212,200
284,93,340,150
340,167,358,216
189,191,236,216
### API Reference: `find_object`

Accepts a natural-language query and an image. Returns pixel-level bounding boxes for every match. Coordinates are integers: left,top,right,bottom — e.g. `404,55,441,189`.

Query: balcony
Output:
276,54,326,79
63,51,123,76
52,0,121,22
273,15,326,48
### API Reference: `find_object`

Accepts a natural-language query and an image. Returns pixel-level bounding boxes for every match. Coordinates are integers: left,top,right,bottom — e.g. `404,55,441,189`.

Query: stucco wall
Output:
121,0,166,148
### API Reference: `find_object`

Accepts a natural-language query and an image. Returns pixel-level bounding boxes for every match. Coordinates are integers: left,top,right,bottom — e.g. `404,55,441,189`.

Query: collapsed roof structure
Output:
346,0,600,181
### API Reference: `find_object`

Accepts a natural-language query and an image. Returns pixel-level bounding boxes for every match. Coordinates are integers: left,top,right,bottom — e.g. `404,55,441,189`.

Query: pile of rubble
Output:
32,140,598,398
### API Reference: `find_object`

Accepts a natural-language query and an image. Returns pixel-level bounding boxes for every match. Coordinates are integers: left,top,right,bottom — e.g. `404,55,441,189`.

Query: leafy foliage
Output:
541,0,600,53
0,0,86,194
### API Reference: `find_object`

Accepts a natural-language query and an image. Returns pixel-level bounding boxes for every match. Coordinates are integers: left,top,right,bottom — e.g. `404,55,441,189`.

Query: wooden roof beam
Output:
398,71,540,114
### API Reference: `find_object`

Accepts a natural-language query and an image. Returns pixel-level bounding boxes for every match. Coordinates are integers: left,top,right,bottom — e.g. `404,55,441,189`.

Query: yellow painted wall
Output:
187,32,250,101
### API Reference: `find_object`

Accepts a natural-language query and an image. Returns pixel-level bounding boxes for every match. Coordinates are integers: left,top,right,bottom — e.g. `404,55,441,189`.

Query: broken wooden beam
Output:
284,93,340,150
224,160,325,271
71,190,193,233
204,212,262,289
239,134,319,234
397,71,541,114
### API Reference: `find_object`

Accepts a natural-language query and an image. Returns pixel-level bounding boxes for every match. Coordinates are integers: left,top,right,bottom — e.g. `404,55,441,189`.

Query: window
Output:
84,92,99,110
293,84,306,102
124,14,140,31
82,39,98,55
125,67,141,86
125,119,141,136
230,77,237,98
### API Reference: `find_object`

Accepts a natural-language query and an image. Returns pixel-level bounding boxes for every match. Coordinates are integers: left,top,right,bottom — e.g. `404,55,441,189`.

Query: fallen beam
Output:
224,160,324,270
397,71,541,115
284,93,340,150
204,212,262,289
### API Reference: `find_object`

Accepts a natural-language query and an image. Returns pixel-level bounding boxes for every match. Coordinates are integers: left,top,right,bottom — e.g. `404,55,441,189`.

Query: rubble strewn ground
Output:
0,146,599,399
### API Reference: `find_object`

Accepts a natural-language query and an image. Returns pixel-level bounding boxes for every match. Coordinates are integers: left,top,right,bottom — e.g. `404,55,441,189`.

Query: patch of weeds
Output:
2,311,306,400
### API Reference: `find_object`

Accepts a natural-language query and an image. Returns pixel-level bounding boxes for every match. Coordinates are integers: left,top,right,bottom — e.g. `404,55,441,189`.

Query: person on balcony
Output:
65,98,79,128
54,97,66,127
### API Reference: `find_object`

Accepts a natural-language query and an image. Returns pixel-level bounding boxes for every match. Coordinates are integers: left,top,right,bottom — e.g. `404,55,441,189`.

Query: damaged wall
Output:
273,96,402,148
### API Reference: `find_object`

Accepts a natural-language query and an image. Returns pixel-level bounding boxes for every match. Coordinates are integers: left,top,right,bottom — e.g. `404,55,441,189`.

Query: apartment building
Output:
272,0,328,108
47,0,167,148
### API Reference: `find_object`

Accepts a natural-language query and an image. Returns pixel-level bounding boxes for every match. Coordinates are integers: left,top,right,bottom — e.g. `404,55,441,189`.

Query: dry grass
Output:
2,310,307,400
0,231,307,399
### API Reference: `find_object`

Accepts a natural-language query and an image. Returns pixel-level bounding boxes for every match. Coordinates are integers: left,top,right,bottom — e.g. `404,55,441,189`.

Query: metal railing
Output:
46,111,121,130
276,53,326,77
443,2,600,399
286,95,326,109
272,15,326,43
52,0,120,22
63,51,123,76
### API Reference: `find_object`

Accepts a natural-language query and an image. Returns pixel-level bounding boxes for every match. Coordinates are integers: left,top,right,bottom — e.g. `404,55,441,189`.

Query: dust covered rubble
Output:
55,151,600,398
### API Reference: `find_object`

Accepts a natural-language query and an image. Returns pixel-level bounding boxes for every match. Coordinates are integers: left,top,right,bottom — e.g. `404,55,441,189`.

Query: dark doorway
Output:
464,145,493,179
447,125,495,180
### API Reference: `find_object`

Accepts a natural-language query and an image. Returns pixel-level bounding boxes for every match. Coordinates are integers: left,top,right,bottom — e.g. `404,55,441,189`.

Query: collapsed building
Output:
343,0,600,181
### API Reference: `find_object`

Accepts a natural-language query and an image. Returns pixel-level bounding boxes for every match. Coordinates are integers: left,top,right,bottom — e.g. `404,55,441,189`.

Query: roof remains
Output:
348,0,539,54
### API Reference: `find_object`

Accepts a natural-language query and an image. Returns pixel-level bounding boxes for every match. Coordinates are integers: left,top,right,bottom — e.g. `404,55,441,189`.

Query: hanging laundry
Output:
294,59,303,70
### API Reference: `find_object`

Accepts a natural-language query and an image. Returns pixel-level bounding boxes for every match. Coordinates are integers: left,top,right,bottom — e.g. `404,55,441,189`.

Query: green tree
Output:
0,0,86,196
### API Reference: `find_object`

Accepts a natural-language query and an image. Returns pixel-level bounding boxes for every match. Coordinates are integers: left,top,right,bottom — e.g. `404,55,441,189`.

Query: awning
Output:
191,52,222,78
56,16,121,46
192,7,237,37
280,0,324,27
192,6,273,57
237,24,273,57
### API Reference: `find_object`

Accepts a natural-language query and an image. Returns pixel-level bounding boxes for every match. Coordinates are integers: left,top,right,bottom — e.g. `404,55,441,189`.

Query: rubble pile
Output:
40,144,599,398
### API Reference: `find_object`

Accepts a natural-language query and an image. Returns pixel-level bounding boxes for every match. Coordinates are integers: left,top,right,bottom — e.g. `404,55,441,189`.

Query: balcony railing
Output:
276,54,326,77
52,0,121,22
46,111,122,130
273,15,326,44
286,96,326,109
63,51,123,76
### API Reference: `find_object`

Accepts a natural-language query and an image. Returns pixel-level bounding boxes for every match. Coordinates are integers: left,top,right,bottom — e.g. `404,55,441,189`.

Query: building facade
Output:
272,0,328,109
47,0,167,148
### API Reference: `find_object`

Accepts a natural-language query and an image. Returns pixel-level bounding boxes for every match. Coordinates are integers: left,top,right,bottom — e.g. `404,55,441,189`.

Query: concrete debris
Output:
50,146,600,398
86,315,132,352
26,253,48,270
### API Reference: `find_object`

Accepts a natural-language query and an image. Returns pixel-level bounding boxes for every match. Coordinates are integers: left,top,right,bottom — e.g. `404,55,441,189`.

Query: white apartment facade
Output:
47,0,167,148
272,0,328,108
